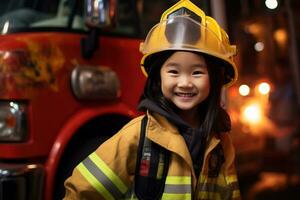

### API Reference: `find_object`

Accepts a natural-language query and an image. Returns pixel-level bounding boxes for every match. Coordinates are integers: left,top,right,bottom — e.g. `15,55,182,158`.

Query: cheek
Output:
198,78,210,95
205,81,211,97
160,77,173,96
160,79,168,94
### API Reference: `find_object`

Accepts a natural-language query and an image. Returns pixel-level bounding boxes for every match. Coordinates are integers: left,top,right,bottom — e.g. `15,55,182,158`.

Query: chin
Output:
175,105,196,111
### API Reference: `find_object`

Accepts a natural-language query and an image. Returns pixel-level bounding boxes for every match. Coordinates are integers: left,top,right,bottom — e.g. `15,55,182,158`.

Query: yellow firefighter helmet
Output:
140,0,238,86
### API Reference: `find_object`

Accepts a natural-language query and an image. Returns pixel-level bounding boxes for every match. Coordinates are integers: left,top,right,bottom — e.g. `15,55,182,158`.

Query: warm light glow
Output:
265,0,278,10
27,164,38,169
274,29,287,48
258,82,270,95
239,84,250,96
246,23,262,35
243,104,262,124
254,42,264,52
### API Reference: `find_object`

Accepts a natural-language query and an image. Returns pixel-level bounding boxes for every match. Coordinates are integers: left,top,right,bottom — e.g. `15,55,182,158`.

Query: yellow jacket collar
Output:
146,112,194,172
145,112,222,177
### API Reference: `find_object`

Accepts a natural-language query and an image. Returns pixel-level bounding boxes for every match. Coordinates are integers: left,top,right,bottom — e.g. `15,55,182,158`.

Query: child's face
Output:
160,51,210,112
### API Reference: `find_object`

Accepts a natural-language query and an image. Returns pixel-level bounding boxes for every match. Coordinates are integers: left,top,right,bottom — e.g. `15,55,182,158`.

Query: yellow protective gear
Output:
63,112,241,199
140,0,238,87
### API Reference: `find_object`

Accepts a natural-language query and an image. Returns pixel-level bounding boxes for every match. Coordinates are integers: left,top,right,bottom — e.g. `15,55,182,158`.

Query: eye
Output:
192,70,204,75
167,69,178,74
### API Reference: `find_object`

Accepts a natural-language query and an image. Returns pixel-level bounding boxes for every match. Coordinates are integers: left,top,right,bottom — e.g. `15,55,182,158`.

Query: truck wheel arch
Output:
45,105,137,200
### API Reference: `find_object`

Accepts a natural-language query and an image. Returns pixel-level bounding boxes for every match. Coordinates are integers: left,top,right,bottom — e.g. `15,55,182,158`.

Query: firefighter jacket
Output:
63,112,241,200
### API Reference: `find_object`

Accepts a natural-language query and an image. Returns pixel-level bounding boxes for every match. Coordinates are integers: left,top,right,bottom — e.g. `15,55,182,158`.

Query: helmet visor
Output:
140,16,235,59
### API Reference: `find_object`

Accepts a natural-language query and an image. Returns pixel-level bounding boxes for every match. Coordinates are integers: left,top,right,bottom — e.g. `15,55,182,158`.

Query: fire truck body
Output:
1,31,144,199
0,0,147,199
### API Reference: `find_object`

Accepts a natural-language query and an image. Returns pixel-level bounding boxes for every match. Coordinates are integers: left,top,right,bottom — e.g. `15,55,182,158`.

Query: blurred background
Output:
224,0,300,199
0,0,299,199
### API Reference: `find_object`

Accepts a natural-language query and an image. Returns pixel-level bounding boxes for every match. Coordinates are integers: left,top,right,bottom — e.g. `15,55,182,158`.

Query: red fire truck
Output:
0,0,150,199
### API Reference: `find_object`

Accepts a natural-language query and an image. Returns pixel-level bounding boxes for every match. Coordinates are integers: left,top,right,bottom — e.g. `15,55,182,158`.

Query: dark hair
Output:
141,51,176,112
202,54,226,135
141,51,226,137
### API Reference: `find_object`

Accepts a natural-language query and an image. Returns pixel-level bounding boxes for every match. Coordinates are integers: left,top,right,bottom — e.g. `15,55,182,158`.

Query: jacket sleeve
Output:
63,116,142,200
220,132,241,200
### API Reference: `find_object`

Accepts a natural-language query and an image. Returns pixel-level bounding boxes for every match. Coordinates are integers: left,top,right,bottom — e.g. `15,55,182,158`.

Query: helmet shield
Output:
140,16,235,60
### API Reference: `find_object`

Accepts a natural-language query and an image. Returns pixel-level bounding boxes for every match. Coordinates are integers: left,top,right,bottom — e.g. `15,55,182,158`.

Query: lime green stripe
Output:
90,152,128,193
225,175,238,183
199,175,206,183
233,189,241,198
165,176,191,185
200,174,238,184
198,192,221,200
77,163,114,200
162,193,192,200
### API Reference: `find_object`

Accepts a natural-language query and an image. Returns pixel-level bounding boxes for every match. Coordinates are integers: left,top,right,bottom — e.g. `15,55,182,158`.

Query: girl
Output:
64,0,240,199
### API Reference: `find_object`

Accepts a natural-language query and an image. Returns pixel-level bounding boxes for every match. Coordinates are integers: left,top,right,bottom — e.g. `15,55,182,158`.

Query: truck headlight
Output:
71,66,120,100
0,101,28,142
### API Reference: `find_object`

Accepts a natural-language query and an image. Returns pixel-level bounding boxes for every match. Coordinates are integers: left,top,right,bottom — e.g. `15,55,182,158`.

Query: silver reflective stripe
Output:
164,184,192,194
199,182,239,192
82,156,124,199
199,183,219,192
162,176,192,200
123,177,192,200
198,183,240,200
124,186,192,200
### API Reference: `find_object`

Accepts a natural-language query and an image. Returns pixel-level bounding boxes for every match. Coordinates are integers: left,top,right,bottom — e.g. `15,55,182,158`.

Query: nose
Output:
177,75,193,88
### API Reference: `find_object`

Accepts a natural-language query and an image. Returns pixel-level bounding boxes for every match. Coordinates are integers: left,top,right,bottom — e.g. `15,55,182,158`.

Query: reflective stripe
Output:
162,193,192,200
225,174,238,183
198,182,240,199
164,184,191,193
199,174,240,192
199,183,219,192
163,186,239,200
77,163,114,200
89,152,128,193
199,182,239,191
165,176,191,185
198,192,221,200
77,152,128,199
82,157,123,198
156,153,165,179
198,173,240,199
162,176,192,200
199,175,207,183
199,174,238,185
232,189,241,198
199,175,221,184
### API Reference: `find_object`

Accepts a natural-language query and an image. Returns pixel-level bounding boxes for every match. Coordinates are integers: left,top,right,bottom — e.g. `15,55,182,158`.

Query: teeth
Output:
177,93,194,97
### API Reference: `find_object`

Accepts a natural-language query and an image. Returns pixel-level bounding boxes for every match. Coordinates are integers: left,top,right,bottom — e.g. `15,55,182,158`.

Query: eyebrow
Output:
165,62,180,67
165,62,207,68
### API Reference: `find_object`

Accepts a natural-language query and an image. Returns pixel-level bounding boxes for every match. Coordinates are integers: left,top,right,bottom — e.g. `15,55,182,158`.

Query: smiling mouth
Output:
175,92,196,97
